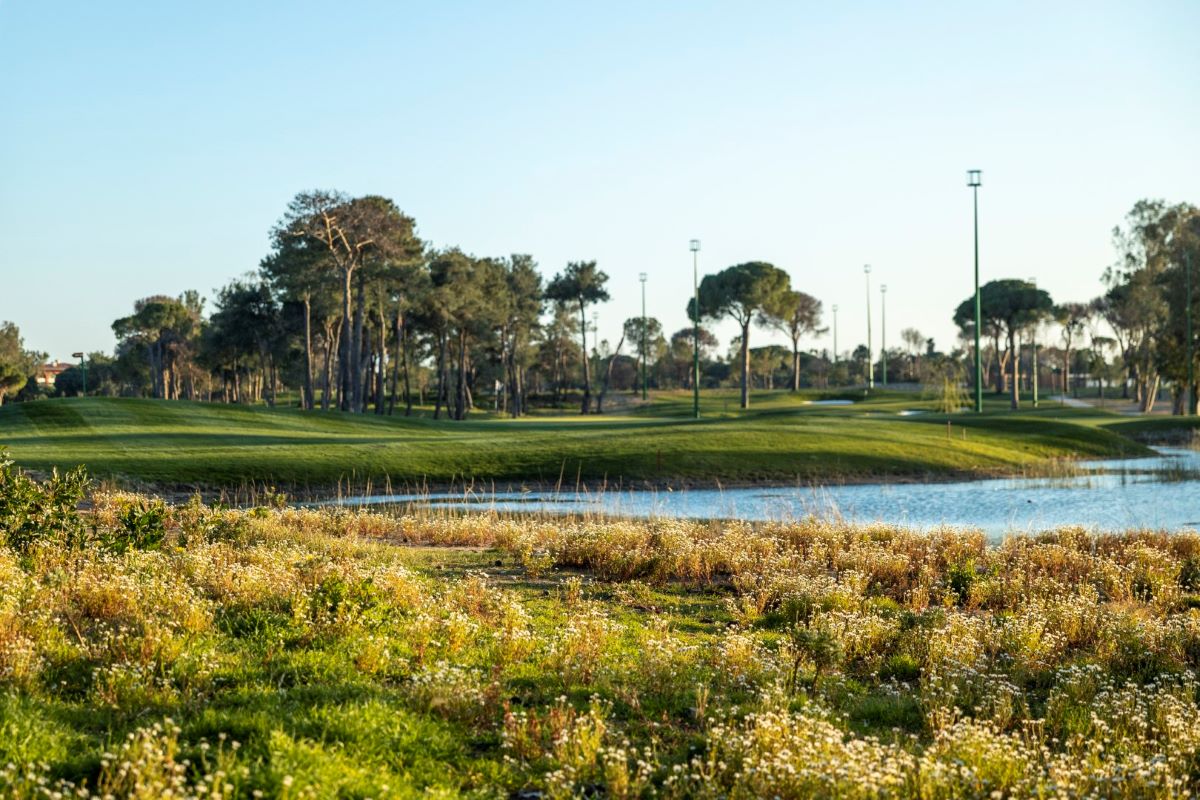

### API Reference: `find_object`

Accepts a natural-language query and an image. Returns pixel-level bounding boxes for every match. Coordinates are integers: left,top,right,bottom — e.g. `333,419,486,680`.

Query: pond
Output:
324,448,1200,538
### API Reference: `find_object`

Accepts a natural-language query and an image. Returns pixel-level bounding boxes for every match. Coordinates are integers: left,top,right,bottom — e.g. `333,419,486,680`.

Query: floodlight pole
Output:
1029,276,1039,408
880,284,888,388
832,305,839,367
864,265,873,391
1189,251,1196,415
639,272,648,401
968,169,983,413
690,239,701,419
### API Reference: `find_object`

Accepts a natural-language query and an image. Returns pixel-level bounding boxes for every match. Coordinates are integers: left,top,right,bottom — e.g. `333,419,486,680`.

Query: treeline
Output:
7,195,1195,416
952,200,1199,413
87,191,830,416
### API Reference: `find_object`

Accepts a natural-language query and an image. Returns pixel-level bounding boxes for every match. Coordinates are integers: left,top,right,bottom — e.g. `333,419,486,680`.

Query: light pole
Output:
639,272,648,401
968,169,983,413
864,265,873,390
1188,251,1195,415
1028,276,1039,408
880,284,888,388
690,239,701,419
71,351,86,396
832,304,839,366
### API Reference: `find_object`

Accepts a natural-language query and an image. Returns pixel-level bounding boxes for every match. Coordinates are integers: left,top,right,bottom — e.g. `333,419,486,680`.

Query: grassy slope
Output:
0,392,1151,490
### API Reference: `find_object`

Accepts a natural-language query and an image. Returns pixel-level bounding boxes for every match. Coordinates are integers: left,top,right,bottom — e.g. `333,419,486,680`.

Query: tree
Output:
762,289,824,391
901,327,925,381
954,280,1053,409
623,316,663,395
275,191,422,413
545,261,610,414
1098,199,1195,412
0,322,41,405
691,261,792,408
205,278,284,406
1055,302,1091,397
502,255,543,417
112,295,203,400
262,225,338,410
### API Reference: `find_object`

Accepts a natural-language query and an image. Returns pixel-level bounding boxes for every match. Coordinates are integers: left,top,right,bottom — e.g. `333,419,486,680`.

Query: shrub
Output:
0,451,89,553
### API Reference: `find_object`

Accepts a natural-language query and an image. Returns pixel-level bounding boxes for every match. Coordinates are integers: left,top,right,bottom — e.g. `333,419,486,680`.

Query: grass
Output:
0,391,1157,491
6,476,1200,797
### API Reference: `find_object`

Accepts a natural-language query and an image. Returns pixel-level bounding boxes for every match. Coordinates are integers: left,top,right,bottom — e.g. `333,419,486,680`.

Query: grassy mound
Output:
0,394,1150,491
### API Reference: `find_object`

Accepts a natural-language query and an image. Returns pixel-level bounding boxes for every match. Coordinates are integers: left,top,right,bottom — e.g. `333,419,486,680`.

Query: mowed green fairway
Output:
0,392,1155,490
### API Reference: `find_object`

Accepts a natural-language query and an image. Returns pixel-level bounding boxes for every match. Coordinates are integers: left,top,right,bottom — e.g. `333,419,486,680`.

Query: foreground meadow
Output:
4,458,1200,797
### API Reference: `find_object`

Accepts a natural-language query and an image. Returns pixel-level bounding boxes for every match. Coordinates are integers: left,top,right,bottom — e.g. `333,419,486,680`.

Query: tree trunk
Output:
791,338,801,392
351,275,367,413
402,316,413,417
434,331,447,420
740,320,751,409
1009,330,1020,410
455,329,469,421
375,304,387,416
597,334,625,414
339,270,353,411
579,300,591,414
992,335,1005,394
1142,373,1160,414
322,322,337,411
302,294,314,411
1063,340,1071,403
389,308,402,415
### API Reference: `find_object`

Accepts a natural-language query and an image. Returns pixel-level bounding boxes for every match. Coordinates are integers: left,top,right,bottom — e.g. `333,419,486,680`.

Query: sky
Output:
1,1,1198,363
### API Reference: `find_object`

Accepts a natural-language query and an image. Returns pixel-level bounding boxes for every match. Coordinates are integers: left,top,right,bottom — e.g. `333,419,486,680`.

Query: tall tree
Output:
545,261,610,414
112,295,202,400
275,191,422,413
622,316,663,395
502,255,544,417
0,322,42,405
206,278,284,406
762,289,824,392
691,261,792,408
954,280,1052,409
263,224,338,410
1055,302,1091,397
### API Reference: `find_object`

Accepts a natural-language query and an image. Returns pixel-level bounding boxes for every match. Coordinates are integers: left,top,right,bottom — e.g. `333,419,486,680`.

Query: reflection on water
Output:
324,448,1200,538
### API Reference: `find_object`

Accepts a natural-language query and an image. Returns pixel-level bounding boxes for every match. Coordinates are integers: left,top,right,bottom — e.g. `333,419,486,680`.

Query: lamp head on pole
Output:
881,284,887,295
689,239,700,253
638,272,647,283
72,352,84,359
832,304,838,313
967,169,982,187
863,264,871,275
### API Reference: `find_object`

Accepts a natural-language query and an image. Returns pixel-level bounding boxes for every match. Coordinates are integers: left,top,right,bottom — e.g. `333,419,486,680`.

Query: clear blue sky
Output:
2,1,1197,362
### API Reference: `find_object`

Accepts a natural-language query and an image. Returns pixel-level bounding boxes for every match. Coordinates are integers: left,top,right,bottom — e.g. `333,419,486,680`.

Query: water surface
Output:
327,448,1200,538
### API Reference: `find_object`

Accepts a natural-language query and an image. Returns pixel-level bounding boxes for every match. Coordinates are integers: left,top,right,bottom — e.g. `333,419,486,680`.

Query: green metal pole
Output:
1032,338,1038,407
693,247,700,419
81,356,87,396
640,274,648,401
865,266,873,391
973,181,983,414
1188,251,1195,415
881,285,887,388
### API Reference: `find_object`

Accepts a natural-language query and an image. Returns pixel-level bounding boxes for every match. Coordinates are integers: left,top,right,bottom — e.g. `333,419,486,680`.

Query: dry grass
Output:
4,483,1200,796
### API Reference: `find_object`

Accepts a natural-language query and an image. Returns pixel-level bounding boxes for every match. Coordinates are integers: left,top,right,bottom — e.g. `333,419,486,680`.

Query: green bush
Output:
0,450,89,552
104,498,167,553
